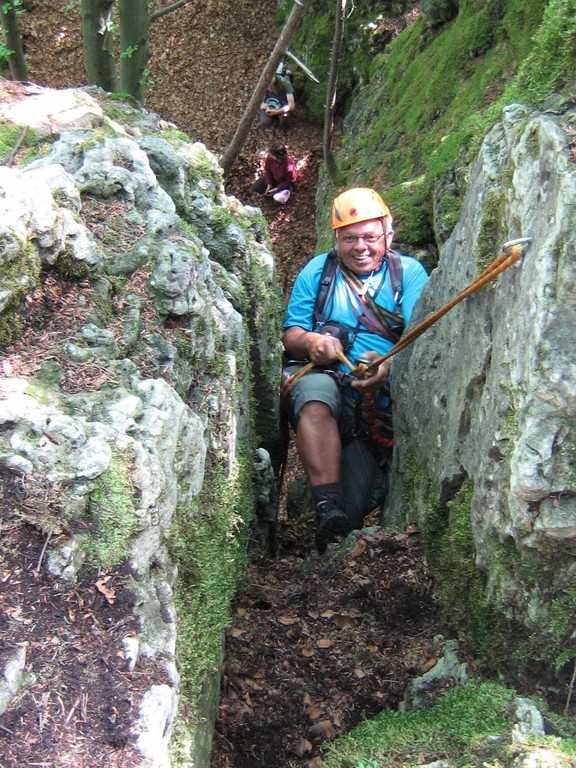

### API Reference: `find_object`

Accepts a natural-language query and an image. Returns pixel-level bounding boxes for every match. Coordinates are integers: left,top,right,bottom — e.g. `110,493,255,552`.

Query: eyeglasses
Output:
338,232,385,245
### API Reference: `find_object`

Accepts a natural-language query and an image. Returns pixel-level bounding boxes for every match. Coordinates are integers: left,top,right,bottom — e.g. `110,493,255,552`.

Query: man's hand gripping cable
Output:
280,349,366,398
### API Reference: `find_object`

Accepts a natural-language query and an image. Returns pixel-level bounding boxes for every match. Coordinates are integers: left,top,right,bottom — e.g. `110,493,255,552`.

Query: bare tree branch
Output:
150,0,193,23
323,0,346,181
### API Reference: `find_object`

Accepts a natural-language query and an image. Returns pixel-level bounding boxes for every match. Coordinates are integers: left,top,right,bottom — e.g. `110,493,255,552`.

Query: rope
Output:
363,391,394,448
280,349,354,398
359,238,531,377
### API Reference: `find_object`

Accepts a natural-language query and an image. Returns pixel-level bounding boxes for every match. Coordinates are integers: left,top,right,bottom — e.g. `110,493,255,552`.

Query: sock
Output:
311,482,340,501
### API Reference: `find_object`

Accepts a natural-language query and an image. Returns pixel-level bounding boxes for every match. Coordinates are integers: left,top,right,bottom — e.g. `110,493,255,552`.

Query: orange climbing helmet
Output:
331,187,391,230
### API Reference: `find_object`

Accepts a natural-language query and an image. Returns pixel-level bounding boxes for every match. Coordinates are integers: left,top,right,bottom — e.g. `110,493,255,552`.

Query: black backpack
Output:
275,61,294,84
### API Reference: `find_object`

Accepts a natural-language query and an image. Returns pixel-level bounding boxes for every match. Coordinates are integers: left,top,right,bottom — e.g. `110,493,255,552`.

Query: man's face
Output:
335,218,393,275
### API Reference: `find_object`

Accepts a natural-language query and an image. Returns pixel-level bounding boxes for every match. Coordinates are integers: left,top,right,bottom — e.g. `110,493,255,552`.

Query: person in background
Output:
258,73,295,137
251,143,297,204
281,188,429,554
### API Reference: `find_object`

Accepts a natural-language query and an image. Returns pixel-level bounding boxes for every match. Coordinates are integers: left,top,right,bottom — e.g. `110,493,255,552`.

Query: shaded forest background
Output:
20,0,278,154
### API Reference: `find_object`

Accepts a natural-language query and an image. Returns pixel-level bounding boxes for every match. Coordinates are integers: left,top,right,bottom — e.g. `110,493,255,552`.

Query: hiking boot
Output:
315,501,352,555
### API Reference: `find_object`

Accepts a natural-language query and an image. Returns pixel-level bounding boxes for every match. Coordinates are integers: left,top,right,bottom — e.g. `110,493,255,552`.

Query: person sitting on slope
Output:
251,143,297,204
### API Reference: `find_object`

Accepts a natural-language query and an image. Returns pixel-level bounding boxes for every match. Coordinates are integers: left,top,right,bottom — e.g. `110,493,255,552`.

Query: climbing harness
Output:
281,237,531,397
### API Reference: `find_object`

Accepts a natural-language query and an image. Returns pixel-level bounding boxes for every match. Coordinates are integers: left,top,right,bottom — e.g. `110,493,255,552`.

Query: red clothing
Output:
263,153,297,192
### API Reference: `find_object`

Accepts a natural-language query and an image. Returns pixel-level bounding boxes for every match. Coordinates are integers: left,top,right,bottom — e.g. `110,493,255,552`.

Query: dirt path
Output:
211,525,448,768
223,118,325,294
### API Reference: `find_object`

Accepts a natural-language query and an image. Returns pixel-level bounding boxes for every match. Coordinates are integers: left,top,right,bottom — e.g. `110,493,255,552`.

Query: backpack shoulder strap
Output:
386,249,403,316
313,250,339,329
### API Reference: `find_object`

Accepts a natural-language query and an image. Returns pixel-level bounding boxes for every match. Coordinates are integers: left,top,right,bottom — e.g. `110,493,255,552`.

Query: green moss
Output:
99,102,135,123
53,249,94,280
509,0,576,103
0,241,42,345
289,0,419,124
473,189,507,271
0,120,50,166
422,478,529,667
321,679,517,768
72,129,114,160
245,250,284,381
182,143,224,191
401,448,442,528
169,447,255,713
104,91,139,108
499,381,527,441
380,451,576,736
89,287,115,327
384,175,434,245
309,0,553,248
406,455,576,679
506,562,576,673
0,297,25,345
208,205,233,235
323,679,576,765
434,192,464,240
161,126,193,144
84,449,137,568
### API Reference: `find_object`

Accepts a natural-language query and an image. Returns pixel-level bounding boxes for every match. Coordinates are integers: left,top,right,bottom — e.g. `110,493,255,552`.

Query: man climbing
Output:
258,72,295,137
251,143,297,204
282,187,429,554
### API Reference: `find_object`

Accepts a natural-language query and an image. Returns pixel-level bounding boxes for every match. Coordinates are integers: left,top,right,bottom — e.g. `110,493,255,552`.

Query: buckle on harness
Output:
325,369,360,387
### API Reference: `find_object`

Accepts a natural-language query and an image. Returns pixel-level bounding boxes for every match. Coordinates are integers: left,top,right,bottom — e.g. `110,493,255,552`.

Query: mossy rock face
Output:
386,101,576,688
0,238,42,344
420,0,459,28
320,677,576,768
289,0,416,125
85,449,137,568
0,82,286,765
301,0,562,249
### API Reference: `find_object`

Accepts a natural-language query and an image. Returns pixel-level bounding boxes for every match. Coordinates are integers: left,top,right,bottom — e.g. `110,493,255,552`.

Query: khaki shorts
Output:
283,366,342,424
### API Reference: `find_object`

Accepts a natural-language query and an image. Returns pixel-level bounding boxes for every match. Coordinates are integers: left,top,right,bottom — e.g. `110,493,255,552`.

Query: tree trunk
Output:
323,0,346,181
80,0,118,93
119,0,151,103
0,0,29,81
220,0,309,178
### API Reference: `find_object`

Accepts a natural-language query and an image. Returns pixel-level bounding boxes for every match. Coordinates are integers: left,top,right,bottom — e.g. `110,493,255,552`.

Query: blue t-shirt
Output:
284,251,429,372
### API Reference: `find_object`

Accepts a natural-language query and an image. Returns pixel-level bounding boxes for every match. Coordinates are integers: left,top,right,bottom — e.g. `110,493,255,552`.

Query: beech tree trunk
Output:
80,0,118,93
0,0,29,81
119,0,151,103
323,0,346,181
81,0,190,101
220,0,309,178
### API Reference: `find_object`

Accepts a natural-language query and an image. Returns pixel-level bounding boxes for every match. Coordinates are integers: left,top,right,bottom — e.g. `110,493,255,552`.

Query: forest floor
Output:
0,3,556,768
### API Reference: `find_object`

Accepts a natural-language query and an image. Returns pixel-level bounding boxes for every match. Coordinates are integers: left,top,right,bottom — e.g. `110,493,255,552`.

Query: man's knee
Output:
285,369,341,427
300,400,334,421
